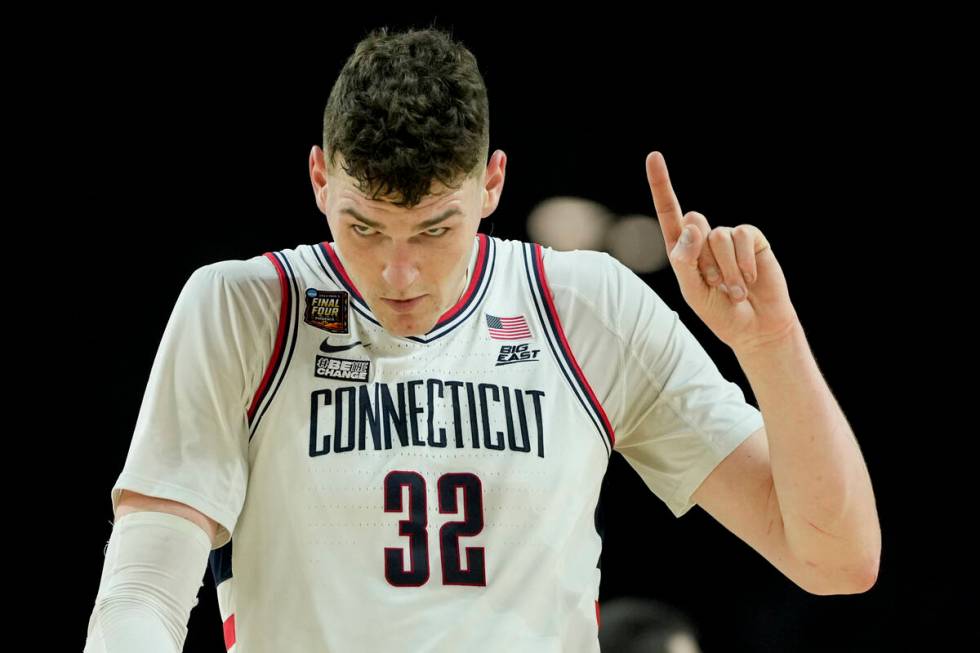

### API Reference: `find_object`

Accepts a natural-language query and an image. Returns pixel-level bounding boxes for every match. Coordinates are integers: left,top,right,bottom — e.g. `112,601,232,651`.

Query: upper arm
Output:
690,425,824,594
115,489,218,548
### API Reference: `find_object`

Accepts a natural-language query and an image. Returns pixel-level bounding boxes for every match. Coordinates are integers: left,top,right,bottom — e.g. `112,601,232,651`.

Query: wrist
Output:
732,319,807,364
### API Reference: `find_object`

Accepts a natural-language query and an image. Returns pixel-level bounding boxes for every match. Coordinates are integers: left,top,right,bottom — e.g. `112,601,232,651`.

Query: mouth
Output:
382,295,427,312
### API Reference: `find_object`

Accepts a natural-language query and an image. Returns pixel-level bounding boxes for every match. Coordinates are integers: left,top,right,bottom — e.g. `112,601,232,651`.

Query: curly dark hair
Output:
322,25,490,209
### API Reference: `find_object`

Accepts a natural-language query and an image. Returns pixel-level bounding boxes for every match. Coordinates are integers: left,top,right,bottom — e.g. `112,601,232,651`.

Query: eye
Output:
351,224,377,237
350,224,450,238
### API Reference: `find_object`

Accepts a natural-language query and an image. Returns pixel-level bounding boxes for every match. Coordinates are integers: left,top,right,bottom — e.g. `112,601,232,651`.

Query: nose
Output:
381,242,421,293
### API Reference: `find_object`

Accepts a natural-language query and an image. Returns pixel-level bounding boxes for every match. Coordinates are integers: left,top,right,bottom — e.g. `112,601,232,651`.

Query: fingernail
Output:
681,227,693,245
731,286,745,300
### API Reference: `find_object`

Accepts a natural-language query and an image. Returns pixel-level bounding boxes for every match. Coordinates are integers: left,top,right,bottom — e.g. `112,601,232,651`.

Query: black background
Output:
51,10,967,652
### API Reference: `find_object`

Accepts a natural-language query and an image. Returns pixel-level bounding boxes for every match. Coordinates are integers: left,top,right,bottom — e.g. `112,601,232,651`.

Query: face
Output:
309,147,506,337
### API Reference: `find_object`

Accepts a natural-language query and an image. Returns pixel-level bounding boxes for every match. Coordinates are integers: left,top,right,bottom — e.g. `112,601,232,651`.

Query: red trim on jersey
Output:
533,243,616,447
247,253,290,423
436,233,487,325
322,241,364,302
223,613,236,649
596,600,601,629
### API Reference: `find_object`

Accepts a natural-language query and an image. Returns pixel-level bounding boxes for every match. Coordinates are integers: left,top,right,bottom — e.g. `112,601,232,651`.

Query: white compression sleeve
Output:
84,510,213,653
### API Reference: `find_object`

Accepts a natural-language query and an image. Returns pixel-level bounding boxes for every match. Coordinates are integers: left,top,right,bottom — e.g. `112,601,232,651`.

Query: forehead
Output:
336,175,470,212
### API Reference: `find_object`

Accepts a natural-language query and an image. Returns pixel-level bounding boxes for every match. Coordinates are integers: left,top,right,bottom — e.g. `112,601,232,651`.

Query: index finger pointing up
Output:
646,151,685,249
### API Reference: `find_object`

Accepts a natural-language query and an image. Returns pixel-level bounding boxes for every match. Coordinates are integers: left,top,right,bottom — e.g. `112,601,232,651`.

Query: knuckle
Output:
708,227,730,243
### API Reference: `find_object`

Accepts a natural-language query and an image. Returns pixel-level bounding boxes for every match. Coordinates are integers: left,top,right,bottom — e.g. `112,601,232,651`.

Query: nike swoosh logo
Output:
320,338,371,353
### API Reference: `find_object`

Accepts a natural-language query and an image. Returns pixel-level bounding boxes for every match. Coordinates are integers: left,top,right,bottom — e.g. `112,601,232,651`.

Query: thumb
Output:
669,225,708,294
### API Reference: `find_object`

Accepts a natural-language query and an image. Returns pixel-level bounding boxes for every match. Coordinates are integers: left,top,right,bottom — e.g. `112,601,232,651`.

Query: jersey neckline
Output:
314,233,493,341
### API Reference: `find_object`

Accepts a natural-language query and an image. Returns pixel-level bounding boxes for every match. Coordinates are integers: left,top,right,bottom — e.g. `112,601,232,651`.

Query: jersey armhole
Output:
245,252,290,425
532,243,617,453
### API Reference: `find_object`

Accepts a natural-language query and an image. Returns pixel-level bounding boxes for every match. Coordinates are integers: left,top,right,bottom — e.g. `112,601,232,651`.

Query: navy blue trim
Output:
249,251,301,441
523,243,612,457
317,242,365,305
313,243,383,327
247,253,290,433
208,537,233,587
407,236,495,344
432,235,491,329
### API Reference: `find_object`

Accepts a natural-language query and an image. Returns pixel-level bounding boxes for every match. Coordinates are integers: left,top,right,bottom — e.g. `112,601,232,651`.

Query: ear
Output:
480,149,506,218
310,145,329,214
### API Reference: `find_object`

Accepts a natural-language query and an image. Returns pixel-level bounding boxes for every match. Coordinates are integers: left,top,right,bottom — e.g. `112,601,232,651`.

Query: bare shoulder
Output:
116,489,218,547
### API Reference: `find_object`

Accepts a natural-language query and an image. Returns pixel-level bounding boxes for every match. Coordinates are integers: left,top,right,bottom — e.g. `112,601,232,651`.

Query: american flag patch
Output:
485,313,532,340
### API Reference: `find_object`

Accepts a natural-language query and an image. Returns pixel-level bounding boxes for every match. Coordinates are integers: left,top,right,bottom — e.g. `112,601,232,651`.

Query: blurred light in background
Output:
526,196,614,253
527,196,668,275
605,214,667,274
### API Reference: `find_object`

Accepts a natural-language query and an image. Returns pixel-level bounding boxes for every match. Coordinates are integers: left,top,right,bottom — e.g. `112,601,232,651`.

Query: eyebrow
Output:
340,206,463,230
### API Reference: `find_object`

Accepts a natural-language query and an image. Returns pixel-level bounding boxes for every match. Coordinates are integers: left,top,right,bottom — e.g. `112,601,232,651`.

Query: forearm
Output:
85,601,183,653
84,510,210,652
733,322,881,591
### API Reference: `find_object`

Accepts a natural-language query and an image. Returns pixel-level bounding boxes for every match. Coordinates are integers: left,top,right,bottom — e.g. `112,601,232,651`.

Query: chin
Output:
382,315,433,338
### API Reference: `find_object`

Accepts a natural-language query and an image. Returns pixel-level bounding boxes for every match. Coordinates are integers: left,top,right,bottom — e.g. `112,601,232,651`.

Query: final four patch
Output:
305,289,349,333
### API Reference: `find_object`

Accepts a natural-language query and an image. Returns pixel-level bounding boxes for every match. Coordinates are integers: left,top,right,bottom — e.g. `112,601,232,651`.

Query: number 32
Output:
384,471,487,587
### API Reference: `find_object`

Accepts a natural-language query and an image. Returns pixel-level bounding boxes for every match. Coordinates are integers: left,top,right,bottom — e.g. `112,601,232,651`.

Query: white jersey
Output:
111,233,763,652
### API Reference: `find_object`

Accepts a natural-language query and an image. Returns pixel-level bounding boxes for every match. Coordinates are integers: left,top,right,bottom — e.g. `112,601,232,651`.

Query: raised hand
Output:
645,151,800,354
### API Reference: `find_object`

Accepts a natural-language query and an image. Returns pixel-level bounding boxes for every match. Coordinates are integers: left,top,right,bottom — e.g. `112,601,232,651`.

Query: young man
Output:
85,25,879,653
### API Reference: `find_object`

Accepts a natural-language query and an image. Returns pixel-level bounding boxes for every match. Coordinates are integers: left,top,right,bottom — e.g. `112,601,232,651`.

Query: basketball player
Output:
84,26,881,653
